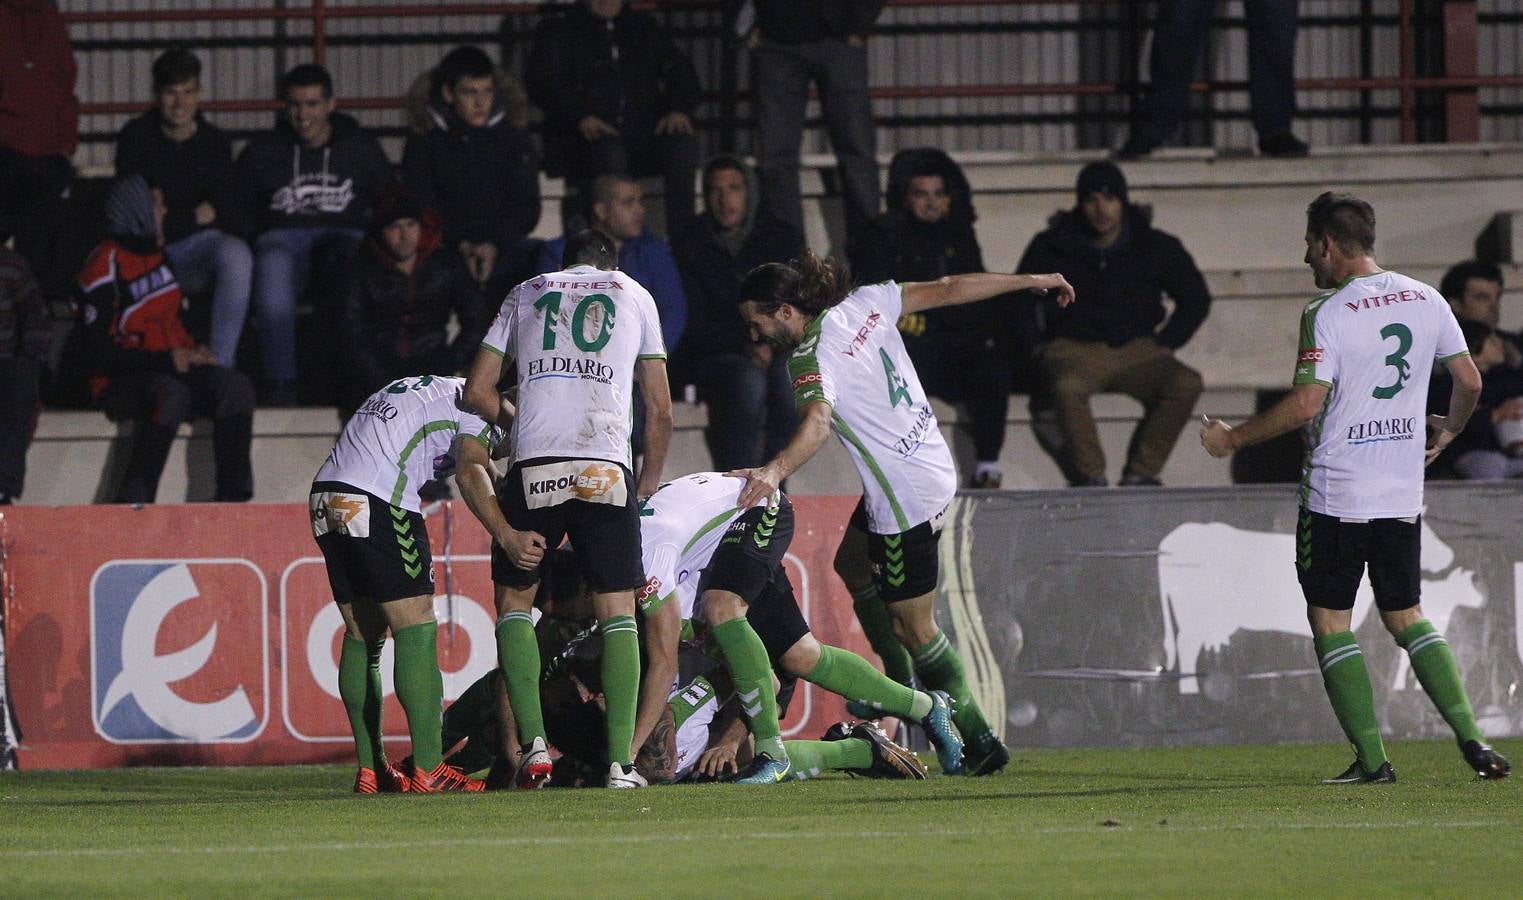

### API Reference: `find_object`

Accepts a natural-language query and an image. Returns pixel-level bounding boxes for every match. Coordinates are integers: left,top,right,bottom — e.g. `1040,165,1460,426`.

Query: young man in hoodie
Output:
672,156,804,470
339,187,488,410
115,49,252,370
401,46,540,295
73,176,254,504
1017,161,1210,487
237,64,393,405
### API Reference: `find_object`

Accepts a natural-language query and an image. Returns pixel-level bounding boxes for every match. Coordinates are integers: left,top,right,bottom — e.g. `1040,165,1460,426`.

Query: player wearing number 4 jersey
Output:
463,229,674,789
734,251,1076,776
1201,192,1509,784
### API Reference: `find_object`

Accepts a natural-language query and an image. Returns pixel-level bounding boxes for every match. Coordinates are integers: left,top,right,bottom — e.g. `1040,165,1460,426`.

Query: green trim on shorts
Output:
391,419,461,506
832,413,910,531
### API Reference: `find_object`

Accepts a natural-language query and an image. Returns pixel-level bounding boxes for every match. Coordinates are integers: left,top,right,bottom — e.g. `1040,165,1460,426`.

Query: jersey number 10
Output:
534,291,615,352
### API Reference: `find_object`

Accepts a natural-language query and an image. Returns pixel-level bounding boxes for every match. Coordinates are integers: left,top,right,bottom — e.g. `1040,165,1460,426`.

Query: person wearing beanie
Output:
1016,161,1211,487
69,175,255,503
337,184,488,411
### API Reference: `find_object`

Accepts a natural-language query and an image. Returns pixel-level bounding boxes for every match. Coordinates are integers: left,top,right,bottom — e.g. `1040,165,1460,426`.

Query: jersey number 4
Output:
534,291,615,352
1371,322,1412,399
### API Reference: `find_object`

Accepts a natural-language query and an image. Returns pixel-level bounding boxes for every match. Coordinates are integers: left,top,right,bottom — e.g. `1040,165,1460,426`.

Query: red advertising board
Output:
0,497,868,769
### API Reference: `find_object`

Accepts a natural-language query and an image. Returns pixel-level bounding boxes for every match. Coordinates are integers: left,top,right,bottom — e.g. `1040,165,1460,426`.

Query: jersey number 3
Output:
1371,322,1412,399
535,291,615,352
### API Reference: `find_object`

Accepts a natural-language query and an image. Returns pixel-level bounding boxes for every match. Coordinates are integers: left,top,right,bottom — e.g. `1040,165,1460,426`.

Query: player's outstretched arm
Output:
730,399,832,508
455,435,546,568
463,345,512,427
1200,381,1329,458
635,357,674,498
630,597,680,755
1426,353,1482,465
900,272,1076,315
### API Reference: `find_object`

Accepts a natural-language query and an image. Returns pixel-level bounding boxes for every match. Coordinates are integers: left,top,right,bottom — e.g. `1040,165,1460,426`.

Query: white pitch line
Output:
0,821,1507,861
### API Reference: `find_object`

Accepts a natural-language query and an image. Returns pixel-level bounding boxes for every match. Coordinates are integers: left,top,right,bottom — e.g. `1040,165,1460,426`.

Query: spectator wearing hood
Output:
1017,161,1209,487
672,155,804,470
525,0,702,234
402,46,541,295
860,148,1010,489
114,49,252,369
339,186,488,410
71,176,254,504
236,64,392,404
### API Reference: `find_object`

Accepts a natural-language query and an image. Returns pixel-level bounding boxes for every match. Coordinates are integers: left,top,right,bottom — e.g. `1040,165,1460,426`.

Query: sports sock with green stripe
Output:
338,635,385,769
712,617,788,762
806,644,933,721
495,610,545,746
850,584,915,687
392,621,444,772
601,614,641,767
1314,631,1388,770
1395,619,1484,745
783,739,874,780
912,631,991,738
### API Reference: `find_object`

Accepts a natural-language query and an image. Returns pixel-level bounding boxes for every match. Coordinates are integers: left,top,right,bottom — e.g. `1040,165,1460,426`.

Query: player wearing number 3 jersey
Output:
463,229,674,789
1201,192,1509,784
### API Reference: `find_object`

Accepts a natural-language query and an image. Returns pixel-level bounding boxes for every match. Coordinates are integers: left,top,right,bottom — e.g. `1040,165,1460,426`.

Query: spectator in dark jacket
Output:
237,64,392,403
1017,161,1209,487
115,49,252,369
1441,260,1521,372
340,186,488,409
72,176,254,504
1427,319,1523,480
402,46,541,295
525,0,702,233
860,148,1010,489
672,155,804,470
0,247,52,503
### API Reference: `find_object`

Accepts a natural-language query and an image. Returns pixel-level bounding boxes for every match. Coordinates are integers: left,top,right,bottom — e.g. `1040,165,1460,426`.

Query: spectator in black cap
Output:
1016,160,1211,486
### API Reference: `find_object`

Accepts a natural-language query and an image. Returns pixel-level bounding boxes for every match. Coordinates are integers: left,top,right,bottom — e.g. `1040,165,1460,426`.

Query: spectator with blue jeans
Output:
236,64,391,404
114,49,251,368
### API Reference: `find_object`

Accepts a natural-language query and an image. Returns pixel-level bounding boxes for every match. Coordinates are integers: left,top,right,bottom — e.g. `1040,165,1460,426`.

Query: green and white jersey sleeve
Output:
315,375,503,512
1294,271,1468,519
789,281,957,534
637,472,772,622
480,265,665,469
668,672,732,781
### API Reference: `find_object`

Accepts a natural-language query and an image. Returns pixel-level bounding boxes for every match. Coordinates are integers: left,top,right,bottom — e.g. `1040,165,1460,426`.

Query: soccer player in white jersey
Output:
1201,192,1510,783
733,251,1075,776
462,229,673,789
310,374,505,793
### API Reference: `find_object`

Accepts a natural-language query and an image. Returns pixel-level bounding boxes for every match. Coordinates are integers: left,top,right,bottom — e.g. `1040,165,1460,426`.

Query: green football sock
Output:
338,636,385,769
851,584,915,687
495,611,545,746
783,738,874,780
392,621,444,772
1396,619,1484,745
806,644,933,721
712,617,787,761
601,614,641,767
1314,631,1388,770
912,631,991,738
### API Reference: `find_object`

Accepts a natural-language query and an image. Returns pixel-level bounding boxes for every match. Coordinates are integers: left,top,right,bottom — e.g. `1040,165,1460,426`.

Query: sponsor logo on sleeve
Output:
1299,348,1324,363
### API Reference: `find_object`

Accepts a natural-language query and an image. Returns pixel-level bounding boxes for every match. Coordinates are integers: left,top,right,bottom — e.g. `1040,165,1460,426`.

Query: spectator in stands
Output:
115,49,252,369
859,148,1010,489
525,0,702,234
1119,0,1306,159
403,45,541,295
671,155,803,470
537,174,686,355
1017,161,1209,487
1441,260,1520,370
0,248,51,505
339,186,487,410
1427,319,1523,480
72,176,254,504
747,0,884,260
237,64,392,405
0,0,78,294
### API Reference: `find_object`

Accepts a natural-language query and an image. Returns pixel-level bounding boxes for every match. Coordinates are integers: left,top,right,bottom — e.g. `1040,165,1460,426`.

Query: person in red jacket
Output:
74,176,255,504
0,0,79,288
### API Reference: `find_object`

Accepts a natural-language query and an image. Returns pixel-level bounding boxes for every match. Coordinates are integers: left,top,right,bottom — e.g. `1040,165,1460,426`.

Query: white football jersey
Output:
482,265,666,468
1292,270,1469,519
315,375,502,512
787,281,957,533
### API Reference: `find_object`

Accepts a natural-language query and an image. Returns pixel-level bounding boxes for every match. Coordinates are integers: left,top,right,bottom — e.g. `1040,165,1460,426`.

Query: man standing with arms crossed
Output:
464,230,673,788
1201,192,1510,783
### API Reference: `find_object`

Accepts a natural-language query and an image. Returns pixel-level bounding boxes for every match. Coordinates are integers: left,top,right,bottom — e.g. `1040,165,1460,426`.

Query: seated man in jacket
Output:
1016,161,1209,487
74,176,254,504
339,187,488,411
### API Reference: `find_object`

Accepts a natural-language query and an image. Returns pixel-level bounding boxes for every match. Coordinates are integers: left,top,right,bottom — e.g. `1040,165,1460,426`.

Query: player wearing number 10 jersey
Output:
1201,192,1509,784
463,229,674,789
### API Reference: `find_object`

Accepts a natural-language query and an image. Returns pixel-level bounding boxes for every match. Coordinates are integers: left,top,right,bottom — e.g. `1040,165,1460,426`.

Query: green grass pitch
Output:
2,740,1518,897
